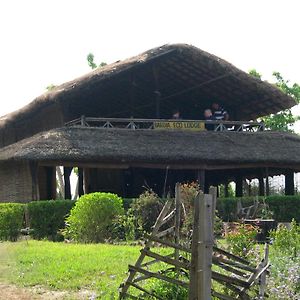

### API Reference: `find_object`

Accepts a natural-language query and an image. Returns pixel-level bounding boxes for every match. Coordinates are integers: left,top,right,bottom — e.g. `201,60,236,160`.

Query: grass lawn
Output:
0,240,147,299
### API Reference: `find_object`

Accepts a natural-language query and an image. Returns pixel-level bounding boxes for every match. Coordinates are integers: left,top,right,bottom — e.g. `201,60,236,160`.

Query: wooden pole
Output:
259,244,269,299
78,168,84,196
64,167,72,200
189,192,213,300
285,169,295,195
235,175,243,197
258,175,265,196
265,168,270,196
174,183,181,271
197,170,205,192
224,181,229,198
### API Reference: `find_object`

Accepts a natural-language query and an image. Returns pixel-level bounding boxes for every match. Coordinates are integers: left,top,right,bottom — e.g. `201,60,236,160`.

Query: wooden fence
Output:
119,184,269,299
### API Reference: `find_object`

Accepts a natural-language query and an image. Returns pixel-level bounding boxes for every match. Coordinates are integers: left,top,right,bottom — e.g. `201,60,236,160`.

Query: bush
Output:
64,192,124,243
28,200,75,241
268,220,300,298
144,270,188,299
0,203,24,241
224,223,259,259
131,190,164,235
270,219,300,257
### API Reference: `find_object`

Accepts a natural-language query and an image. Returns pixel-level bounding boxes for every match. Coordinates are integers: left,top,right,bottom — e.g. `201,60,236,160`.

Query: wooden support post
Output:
45,166,55,200
235,175,243,197
78,168,84,196
209,186,217,232
189,192,213,300
265,168,270,196
224,181,229,198
285,169,295,195
258,244,269,299
64,167,72,200
174,183,181,270
197,170,205,192
258,175,265,196
29,162,39,201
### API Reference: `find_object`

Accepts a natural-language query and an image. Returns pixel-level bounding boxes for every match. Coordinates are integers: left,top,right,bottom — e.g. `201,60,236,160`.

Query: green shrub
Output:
225,223,259,259
28,200,75,241
64,192,124,243
131,190,164,235
0,203,24,241
270,219,300,257
144,269,188,299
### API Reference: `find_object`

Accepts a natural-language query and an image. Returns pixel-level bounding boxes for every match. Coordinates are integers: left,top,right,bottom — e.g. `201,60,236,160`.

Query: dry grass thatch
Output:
0,44,296,148
1,127,300,171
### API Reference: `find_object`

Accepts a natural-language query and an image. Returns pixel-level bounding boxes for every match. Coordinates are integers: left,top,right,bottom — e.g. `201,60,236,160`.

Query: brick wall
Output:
0,161,33,203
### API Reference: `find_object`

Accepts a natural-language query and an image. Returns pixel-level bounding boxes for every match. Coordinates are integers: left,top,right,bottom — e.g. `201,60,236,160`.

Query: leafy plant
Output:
131,190,164,235
144,269,188,299
270,219,300,258
63,192,124,243
225,223,258,258
0,203,24,241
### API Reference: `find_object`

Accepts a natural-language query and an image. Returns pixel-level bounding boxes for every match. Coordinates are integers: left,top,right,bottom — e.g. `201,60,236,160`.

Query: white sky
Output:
0,0,299,129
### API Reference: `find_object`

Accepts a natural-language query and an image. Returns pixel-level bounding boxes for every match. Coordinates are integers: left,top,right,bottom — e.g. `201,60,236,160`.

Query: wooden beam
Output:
189,192,213,300
285,169,295,195
78,168,84,196
235,174,243,197
265,168,270,196
129,265,188,288
64,167,72,200
197,169,205,192
258,174,265,196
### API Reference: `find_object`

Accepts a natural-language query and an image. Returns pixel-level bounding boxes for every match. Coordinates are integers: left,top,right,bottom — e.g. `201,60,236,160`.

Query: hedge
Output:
217,196,300,222
0,203,25,241
27,200,75,241
123,195,300,223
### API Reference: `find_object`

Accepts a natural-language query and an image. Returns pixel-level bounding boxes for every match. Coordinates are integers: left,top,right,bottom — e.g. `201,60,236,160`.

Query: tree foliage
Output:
249,69,300,132
87,53,107,69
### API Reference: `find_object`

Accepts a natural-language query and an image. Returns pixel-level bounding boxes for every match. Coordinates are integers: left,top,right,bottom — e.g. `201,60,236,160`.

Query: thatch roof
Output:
1,127,300,171
0,44,296,148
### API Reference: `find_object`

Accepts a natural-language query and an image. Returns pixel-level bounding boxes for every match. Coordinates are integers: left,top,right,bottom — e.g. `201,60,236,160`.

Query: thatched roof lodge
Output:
0,44,299,202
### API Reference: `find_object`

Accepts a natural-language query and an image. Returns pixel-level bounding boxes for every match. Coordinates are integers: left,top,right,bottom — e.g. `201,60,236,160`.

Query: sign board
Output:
153,121,206,131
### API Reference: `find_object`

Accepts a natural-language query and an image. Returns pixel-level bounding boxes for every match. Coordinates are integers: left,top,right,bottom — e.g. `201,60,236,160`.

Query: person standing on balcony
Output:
171,109,182,120
212,103,229,121
204,109,215,131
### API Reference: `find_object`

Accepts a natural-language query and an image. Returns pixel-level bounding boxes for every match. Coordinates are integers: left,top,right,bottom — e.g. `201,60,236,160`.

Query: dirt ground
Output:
0,283,97,300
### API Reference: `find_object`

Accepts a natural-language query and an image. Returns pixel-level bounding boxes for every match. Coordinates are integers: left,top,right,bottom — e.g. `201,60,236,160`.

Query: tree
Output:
87,53,107,69
249,69,300,132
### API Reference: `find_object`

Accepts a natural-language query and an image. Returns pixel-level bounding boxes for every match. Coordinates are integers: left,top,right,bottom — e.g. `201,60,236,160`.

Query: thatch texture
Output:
1,127,300,171
0,44,296,148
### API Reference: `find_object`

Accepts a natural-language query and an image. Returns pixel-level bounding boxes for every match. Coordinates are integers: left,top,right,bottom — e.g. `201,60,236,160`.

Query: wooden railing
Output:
65,116,265,132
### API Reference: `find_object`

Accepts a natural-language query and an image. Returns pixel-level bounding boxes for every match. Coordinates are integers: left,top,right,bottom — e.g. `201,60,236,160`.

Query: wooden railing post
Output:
189,192,213,300
174,183,181,270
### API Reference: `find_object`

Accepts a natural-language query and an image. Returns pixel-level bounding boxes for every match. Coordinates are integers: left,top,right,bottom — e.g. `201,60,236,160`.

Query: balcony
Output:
65,116,265,132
